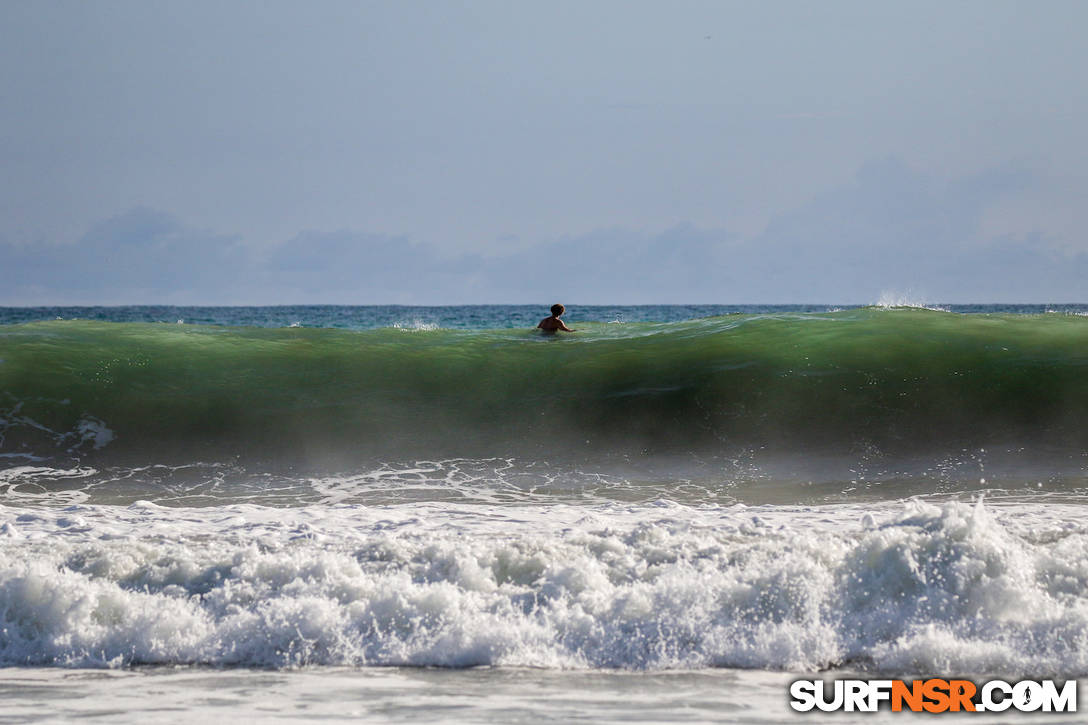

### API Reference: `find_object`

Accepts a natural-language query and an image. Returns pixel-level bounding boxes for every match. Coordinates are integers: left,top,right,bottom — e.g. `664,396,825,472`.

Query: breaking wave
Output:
3,308,1088,466
0,499,1085,675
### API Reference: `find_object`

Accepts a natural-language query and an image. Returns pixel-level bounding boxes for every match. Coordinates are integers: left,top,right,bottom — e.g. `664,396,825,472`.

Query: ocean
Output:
2,304,1087,723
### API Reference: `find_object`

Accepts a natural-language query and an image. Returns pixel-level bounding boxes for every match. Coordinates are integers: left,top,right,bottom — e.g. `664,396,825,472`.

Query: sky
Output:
1,0,1086,304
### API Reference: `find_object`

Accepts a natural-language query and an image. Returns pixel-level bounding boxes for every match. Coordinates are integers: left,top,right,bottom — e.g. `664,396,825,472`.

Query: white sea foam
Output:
0,402,115,457
0,466,97,505
393,319,439,331
1,499,1086,675
309,458,628,505
874,291,949,312
74,417,113,450
1045,307,1088,317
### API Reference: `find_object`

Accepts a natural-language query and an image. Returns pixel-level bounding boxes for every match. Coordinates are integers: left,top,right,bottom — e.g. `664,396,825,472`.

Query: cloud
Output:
724,157,1048,302
258,229,485,304
246,224,738,304
0,207,244,304
473,224,737,303
1,158,1083,305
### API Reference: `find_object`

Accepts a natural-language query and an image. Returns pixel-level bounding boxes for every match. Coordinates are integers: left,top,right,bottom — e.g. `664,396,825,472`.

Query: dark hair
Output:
550,303,565,316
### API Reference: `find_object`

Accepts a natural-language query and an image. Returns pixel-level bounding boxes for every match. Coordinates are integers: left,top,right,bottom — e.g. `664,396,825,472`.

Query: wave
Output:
3,308,1088,466
0,499,1085,675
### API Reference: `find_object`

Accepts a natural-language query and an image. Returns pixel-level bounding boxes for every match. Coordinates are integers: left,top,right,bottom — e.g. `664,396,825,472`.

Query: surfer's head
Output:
550,303,565,317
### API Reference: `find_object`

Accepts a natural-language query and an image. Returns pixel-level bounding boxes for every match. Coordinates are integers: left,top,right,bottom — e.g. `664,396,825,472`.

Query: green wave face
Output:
4,309,1088,465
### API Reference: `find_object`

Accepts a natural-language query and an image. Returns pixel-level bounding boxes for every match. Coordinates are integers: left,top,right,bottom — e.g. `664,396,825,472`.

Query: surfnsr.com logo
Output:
789,679,1077,713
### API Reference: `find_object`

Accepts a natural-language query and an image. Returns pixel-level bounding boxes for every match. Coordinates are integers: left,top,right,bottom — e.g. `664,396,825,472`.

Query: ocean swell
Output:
3,308,1088,466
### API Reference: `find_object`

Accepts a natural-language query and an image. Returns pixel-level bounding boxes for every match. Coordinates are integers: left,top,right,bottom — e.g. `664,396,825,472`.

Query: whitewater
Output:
2,304,1088,723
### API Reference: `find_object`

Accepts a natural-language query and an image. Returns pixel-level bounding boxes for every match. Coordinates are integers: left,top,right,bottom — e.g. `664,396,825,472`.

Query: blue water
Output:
5,303,1088,329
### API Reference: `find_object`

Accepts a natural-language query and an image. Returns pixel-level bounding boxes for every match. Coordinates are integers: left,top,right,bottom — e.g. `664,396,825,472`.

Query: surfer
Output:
537,303,576,333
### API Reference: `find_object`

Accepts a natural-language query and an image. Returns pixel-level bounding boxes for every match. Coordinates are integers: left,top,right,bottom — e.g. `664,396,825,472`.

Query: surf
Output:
1,497,1086,675
3,308,1088,468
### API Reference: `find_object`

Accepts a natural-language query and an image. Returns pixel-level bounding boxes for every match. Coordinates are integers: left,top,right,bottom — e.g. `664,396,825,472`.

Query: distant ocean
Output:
3,304,1088,722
